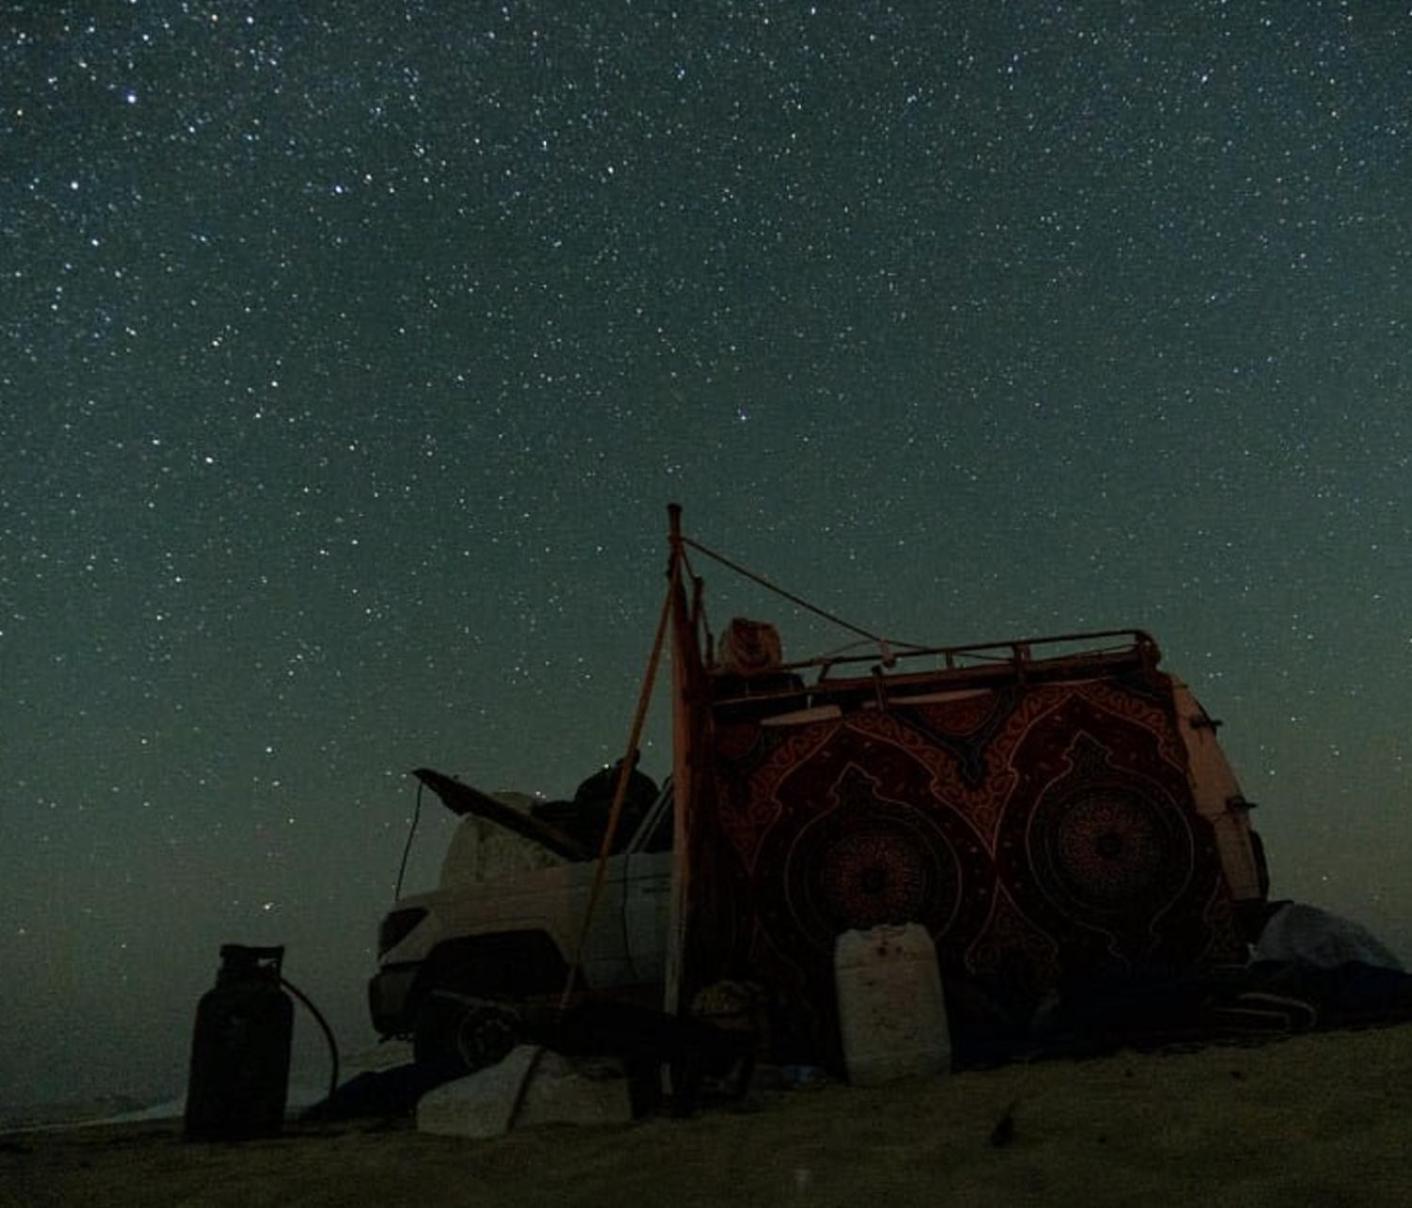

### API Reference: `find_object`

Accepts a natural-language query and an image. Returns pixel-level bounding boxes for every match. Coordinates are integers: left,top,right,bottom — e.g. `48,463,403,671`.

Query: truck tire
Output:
413,990,521,1078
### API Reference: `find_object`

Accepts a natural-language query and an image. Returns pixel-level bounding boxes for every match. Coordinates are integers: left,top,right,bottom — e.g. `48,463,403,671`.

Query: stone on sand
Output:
416,1045,633,1139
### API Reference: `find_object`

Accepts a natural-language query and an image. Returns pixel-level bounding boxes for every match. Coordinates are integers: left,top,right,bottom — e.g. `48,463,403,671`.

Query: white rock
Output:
415,1045,633,1139
416,1045,542,1139
516,1050,632,1129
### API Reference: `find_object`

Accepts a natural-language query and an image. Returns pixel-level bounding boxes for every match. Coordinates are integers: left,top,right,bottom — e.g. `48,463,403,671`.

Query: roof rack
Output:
710,629,1160,711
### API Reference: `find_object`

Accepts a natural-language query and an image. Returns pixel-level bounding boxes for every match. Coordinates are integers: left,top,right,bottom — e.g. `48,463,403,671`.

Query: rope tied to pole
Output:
680,533,929,658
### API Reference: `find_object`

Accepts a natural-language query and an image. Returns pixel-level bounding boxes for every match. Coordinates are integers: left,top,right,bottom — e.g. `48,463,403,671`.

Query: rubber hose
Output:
280,976,341,1105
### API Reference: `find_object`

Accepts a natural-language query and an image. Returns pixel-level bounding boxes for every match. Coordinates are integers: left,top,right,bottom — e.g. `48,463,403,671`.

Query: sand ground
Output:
4,1023,1410,1208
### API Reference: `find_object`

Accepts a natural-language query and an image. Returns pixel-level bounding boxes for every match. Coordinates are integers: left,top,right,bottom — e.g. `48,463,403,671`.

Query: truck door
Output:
624,786,674,984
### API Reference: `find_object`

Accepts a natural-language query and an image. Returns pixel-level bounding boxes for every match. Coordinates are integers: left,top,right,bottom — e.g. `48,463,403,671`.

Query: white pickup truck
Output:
368,768,674,1076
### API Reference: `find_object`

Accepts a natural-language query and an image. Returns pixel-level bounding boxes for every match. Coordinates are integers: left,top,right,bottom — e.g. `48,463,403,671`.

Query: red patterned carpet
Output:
683,669,1246,1065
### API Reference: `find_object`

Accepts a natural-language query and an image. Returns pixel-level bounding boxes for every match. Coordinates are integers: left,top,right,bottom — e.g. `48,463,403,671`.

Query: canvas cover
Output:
678,664,1247,1066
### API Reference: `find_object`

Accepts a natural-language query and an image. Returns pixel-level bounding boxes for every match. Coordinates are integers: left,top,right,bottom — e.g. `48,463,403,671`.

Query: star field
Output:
2,2,1409,1106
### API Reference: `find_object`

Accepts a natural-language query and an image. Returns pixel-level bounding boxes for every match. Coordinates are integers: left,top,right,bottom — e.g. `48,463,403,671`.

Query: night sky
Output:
3,2,1409,1108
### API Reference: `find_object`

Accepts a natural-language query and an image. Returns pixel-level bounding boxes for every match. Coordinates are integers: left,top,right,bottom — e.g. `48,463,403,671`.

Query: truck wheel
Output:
414,991,520,1078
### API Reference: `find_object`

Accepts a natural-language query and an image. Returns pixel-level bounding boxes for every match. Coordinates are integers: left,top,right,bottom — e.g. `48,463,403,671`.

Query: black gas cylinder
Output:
184,944,294,1141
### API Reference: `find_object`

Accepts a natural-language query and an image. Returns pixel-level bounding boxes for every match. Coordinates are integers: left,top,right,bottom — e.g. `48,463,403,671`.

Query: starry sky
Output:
3,1,1409,1108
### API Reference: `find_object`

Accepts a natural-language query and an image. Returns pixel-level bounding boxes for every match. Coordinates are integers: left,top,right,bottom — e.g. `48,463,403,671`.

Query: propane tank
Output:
185,944,294,1141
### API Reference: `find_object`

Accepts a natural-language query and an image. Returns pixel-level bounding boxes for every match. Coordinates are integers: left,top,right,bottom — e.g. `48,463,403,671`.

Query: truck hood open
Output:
411,767,593,862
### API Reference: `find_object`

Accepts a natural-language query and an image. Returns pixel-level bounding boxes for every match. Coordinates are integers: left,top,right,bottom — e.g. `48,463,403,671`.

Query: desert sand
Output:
5,1023,1410,1207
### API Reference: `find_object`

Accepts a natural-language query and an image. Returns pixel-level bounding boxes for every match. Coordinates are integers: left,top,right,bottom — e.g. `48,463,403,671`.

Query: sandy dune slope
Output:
4,1023,1410,1208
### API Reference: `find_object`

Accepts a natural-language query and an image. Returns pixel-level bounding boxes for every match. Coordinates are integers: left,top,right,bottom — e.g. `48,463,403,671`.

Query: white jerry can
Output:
834,923,950,1086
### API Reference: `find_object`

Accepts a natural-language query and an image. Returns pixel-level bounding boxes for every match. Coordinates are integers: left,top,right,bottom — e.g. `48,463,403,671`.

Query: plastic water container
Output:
834,923,950,1086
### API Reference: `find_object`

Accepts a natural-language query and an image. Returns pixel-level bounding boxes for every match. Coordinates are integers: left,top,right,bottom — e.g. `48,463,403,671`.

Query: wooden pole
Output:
664,502,695,1018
